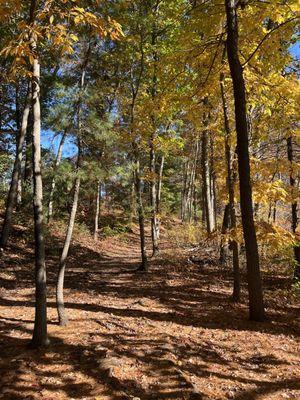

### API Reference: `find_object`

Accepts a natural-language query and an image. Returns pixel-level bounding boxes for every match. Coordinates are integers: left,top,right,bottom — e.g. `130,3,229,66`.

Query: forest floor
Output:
0,219,299,400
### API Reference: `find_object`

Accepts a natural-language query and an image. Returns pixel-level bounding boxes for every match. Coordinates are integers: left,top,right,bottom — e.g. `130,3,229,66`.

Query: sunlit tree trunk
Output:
149,135,159,256
220,66,240,301
94,178,101,241
225,0,264,319
15,85,22,208
210,134,217,227
155,154,164,238
156,154,164,215
30,2,48,346
201,130,215,234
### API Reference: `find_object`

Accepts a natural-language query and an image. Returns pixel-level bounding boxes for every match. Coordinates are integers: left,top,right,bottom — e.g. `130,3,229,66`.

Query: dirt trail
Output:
0,228,299,400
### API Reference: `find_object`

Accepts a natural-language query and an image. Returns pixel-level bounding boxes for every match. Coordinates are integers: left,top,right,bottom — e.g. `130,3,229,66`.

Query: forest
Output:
0,0,299,399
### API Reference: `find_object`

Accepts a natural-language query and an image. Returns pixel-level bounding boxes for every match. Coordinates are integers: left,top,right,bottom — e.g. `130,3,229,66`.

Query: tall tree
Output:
30,0,48,347
225,0,265,320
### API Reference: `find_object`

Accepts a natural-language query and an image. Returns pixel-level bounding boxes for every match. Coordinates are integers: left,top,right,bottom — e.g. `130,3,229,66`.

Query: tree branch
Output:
242,17,298,67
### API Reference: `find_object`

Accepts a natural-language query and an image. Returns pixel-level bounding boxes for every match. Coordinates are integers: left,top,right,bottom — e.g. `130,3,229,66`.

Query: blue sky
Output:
42,129,77,158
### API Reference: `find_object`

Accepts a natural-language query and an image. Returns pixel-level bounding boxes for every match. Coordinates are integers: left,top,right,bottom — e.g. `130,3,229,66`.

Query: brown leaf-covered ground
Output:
0,222,299,400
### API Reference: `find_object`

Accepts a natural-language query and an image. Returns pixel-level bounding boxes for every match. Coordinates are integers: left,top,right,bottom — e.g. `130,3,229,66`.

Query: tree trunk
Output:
287,136,300,279
219,203,230,265
210,133,217,228
181,160,189,221
225,0,264,319
15,84,22,208
24,117,33,186
94,178,101,240
56,140,82,326
30,23,48,347
156,155,164,214
201,130,215,234
220,65,240,301
0,83,31,249
134,155,148,271
129,178,136,225
149,134,159,256
47,131,66,222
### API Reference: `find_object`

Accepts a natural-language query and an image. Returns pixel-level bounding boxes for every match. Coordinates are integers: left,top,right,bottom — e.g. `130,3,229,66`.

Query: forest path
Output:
0,227,299,400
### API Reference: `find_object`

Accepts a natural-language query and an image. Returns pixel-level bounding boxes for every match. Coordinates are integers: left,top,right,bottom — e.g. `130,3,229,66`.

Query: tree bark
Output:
15,84,22,208
210,133,217,228
219,203,230,265
287,136,300,279
24,117,33,186
220,65,240,301
47,131,66,222
94,178,101,240
225,0,264,319
156,154,164,215
129,178,136,225
0,83,31,249
30,13,48,347
134,153,148,271
201,130,215,234
149,136,159,256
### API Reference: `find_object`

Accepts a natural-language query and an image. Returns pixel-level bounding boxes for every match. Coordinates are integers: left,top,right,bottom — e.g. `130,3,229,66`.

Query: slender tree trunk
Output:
0,84,31,249
15,85,22,208
56,140,82,326
149,135,159,256
134,154,148,271
189,139,199,223
219,203,230,265
94,179,101,240
17,164,22,207
30,25,48,347
47,132,66,222
225,0,264,319
24,117,33,186
287,136,300,278
210,133,217,227
154,154,164,242
129,178,136,225
201,130,215,234
156,154,164,215
220,66,240,301
181,160,189,221
273,201,277,223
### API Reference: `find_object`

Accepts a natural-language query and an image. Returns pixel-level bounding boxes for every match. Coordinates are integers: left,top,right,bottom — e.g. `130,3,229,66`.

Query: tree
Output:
225,0,265,321
30,0,48,347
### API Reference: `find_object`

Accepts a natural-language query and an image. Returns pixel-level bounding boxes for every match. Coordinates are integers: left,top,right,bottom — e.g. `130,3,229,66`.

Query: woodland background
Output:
0,0,299,399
